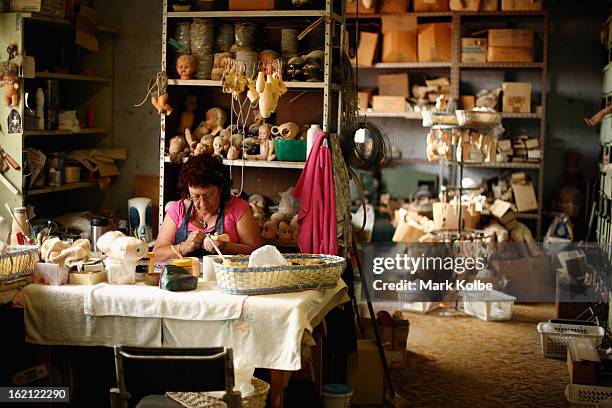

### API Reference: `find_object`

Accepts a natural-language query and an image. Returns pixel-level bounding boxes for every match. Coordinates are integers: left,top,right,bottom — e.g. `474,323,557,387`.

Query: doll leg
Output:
585,104,612,127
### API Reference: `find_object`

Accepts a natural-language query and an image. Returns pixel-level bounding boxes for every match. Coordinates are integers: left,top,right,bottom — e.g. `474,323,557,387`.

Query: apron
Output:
174,199,226,258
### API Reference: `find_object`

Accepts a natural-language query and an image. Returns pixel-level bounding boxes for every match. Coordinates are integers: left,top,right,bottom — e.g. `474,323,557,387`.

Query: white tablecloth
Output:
22,281,349,371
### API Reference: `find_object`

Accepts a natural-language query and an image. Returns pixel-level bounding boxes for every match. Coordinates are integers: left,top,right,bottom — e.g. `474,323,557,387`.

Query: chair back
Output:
112,346,240,407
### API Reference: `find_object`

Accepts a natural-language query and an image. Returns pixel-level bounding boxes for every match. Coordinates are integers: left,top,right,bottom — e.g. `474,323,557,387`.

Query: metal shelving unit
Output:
158,0,343,227
349,9,549,238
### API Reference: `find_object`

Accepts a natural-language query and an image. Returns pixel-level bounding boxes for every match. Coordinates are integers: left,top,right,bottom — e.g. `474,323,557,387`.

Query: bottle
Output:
87,106,95,128
10,207,30,246
90,217,110,252
35,88,44,130
306,124,321,158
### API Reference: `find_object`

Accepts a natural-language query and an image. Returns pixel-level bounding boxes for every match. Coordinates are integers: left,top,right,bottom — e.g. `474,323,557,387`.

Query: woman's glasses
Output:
188,190,217,203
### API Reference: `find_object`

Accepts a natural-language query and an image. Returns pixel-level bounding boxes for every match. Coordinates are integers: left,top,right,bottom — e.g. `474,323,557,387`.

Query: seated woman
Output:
154,154,261,260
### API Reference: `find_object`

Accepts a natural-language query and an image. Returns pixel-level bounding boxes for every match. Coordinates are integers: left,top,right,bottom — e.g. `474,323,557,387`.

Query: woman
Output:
154,155,261,260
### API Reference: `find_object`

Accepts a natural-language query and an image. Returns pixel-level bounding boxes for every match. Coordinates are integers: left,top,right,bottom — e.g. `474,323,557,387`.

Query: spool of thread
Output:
215,23,234,53
234,22,258,50
174,22,191,53
190,18,214,54
193,53,213,79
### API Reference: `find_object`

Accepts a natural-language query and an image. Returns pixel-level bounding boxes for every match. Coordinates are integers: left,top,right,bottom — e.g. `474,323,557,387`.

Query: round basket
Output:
0,245,40,283
212,253,346,295
166,377,270,408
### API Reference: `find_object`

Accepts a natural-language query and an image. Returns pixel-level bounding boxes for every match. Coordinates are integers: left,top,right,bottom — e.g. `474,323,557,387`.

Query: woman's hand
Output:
202,235,226,254
180,231,205,255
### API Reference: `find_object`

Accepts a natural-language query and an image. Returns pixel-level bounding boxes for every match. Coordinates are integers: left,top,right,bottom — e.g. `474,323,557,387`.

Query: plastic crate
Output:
537,322,605,359
460,290,516,322
401,302,439,314
565,384,612,408
398,289,439,314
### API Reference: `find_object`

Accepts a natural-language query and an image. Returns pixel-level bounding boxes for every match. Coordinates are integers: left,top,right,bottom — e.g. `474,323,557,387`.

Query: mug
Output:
271,122,300,140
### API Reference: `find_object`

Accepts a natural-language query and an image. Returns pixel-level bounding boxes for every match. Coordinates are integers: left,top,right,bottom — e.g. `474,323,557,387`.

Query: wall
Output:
96,0,162,218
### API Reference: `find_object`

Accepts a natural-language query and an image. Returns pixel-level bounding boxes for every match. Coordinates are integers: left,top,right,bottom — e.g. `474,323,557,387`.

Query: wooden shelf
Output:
34,72,111,82
360,111,422,119
346,10,545,18
166,9,344,22
354,62,451,69
163,156,305,169
28,182,96,196
23,128,110,137
460,62,543,69
168,79,339,90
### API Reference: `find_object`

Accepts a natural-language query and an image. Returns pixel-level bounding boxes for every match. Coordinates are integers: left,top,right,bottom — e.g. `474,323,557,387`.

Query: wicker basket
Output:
212,254,345,295
455,110,502,127
166,377,270,408
0,245,40,283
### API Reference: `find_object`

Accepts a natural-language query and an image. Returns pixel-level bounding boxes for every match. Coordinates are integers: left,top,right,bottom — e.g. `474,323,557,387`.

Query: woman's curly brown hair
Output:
178,154,232,202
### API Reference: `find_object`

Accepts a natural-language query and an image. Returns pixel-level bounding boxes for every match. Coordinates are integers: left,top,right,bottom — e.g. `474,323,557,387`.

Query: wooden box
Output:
382,16,418,63
372,96,406,112
229,0,277,10
379,0,409,13
487,46,533,63
461,38,487,62
413,0,448,11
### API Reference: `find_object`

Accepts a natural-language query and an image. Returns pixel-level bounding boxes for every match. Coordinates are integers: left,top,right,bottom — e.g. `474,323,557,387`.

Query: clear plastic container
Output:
104,258,136,285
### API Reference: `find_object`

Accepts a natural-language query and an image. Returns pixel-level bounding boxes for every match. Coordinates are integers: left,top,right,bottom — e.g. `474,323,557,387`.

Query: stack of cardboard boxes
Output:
461,29,535,64
347,0,542,13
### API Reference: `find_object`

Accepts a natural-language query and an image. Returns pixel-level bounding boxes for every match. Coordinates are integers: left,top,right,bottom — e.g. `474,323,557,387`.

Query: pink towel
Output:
293,131,337,255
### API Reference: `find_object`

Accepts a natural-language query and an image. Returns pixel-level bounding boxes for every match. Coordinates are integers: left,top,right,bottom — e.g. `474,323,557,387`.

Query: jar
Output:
48,168,61,186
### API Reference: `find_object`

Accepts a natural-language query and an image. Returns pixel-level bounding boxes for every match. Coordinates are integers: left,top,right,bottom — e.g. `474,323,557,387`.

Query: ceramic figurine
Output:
277,221,292,242
271,122,300,140
192,121,211,140
169,135,189,163
250,124,275,161
205,107,227,135
247,77,259,103
178,95,197,133
226,133,243,160
185,128,198,150
2,70,19,108
176,54,197,80
151,92,173,116
213,135,224,158
287,57,305,82
301,50,324,82
261,219,279,240
249,194,266,229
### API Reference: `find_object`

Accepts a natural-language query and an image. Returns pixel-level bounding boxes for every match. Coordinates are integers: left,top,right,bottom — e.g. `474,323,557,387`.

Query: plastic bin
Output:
460,290,516,321
565,384,612,408
274,139,306,162
322,384,353,408
537,322,605,359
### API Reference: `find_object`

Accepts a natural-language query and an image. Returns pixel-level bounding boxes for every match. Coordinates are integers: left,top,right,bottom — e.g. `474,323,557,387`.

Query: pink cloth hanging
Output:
293,131,338,255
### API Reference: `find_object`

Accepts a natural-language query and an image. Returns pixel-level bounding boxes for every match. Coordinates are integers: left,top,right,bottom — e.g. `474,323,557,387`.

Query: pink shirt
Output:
167,196,251,244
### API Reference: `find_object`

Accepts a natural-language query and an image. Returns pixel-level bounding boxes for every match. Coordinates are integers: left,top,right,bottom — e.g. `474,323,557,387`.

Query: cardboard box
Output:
379,0,409,13
347,340,385,405
488,29,534,48
460,95,476,110
433,202,480,230
372,96,406,112
382,16,418,63
346,0,378,14
487,46,534,63
418,23,452,62
502,82,531,113
511,172,537,212
354,31,379,67
461,38,487,63
501,0,542,10
229,0,277,10
413,0,449,11
450,0,479,10
491,255,552,301
378,73,410,96
10,0,65,17
33,263,69,286
567,337,600,385
362,314,409,369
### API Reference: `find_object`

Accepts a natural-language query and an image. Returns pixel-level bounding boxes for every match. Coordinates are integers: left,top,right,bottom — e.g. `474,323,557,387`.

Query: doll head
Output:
205,107,227,135
176,54,197,80
258,124,272,141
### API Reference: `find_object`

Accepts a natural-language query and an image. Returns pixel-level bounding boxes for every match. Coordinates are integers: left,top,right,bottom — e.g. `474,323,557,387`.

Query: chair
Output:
110,346,242,408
